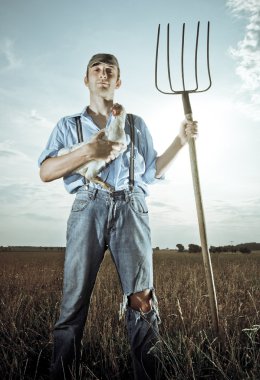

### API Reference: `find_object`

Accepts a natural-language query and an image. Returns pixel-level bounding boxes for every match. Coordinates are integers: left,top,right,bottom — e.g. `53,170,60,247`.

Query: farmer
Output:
38,53,197,380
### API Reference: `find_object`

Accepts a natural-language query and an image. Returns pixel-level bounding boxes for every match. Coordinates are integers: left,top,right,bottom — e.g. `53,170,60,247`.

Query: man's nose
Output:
99,69,107,79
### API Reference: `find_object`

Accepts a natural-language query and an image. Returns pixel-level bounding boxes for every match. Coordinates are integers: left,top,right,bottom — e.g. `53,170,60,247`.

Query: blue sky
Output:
0,0,259,248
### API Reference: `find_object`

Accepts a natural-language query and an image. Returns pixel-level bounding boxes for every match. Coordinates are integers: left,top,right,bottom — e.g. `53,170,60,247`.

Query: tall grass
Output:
0,250,259,379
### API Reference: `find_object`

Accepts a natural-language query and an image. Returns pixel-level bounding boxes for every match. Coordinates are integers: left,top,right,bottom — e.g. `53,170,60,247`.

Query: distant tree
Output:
236,242,259,251
239,246,251,254
188,244,201,253
176,244,185,252
154,247,160,251
237,242,260,250
226,245,237,253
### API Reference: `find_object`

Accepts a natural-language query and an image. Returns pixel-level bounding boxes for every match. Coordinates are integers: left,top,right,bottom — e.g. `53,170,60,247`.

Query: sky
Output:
0,0,259,248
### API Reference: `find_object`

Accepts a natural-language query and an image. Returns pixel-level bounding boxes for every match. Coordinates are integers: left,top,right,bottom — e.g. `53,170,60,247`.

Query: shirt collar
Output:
80,106,113,127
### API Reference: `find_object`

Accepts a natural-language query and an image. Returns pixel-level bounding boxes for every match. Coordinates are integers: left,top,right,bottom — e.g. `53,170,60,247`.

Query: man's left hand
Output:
178,119,198,146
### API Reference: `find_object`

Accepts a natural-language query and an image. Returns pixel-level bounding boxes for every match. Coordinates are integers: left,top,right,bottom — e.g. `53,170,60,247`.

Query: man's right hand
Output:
40,130,126,183
84,130,126,163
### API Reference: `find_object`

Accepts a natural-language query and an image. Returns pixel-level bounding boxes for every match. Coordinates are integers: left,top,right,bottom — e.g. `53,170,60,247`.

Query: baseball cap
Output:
87,53,120,78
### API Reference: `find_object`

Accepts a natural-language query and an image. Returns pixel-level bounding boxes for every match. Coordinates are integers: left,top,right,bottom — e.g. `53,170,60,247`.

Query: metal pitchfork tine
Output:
155,21,219,335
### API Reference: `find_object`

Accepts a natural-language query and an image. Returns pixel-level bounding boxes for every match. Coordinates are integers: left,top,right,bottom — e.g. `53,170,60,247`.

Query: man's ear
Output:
115,79,122,89
84,75,89,87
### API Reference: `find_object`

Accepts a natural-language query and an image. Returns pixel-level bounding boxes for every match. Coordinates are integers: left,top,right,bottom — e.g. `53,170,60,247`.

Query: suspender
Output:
75,116,84,143
75,114,135,191
127,113,135,191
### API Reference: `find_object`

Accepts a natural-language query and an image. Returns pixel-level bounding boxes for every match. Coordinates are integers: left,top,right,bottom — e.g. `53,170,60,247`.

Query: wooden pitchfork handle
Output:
182,92,219,335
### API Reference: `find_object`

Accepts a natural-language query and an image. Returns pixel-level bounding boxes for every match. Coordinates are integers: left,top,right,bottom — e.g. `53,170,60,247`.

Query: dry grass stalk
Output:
0,249,259,379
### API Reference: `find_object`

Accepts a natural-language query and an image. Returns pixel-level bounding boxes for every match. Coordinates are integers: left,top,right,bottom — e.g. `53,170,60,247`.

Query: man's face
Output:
84,62,121,99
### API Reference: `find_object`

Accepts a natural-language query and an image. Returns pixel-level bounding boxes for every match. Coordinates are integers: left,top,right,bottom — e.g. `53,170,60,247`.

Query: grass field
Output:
0,250,259,379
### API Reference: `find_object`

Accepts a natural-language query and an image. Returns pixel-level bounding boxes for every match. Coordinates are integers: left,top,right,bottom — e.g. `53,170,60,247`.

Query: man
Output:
38,53,197,380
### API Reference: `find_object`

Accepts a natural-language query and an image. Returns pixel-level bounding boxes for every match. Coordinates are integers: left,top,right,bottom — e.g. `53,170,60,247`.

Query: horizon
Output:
1,241,259,249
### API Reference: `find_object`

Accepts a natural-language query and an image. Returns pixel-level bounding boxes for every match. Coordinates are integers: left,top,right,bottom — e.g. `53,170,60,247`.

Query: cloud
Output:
0,179,71,245
0,180,68,204
0,38,22,71
148,200,180,213
208,197,260,224
227,0,260,14
18,212,61,222
227,0,260,120
0,182,43,203
0,140,33,162
30,109,54,129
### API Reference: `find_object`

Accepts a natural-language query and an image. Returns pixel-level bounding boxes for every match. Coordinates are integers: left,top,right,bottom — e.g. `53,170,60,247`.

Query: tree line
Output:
175,243,259,254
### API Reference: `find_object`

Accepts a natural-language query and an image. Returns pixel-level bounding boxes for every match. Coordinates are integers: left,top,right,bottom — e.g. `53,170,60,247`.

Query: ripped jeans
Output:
50,186,161,380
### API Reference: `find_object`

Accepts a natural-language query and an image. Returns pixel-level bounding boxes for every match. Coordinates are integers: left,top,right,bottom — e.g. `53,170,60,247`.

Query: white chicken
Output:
58,103,127,189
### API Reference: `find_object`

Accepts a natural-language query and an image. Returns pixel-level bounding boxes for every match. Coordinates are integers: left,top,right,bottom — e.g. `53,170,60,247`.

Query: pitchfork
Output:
155,21,219,334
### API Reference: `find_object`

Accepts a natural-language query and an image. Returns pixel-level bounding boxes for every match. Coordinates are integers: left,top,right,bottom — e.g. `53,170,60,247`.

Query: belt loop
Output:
124,189,130,202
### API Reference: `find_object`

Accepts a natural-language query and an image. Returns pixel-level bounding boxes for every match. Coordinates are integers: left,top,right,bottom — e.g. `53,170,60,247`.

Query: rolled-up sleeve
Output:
38,119,65,166
137,118,165,184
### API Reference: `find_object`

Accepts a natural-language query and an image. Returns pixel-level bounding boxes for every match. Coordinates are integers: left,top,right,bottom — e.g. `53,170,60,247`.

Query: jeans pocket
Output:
129,194,149,216
71,198,91,212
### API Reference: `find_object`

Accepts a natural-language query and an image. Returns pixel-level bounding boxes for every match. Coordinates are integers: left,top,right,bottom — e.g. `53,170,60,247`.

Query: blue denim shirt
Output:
38,108,162,194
